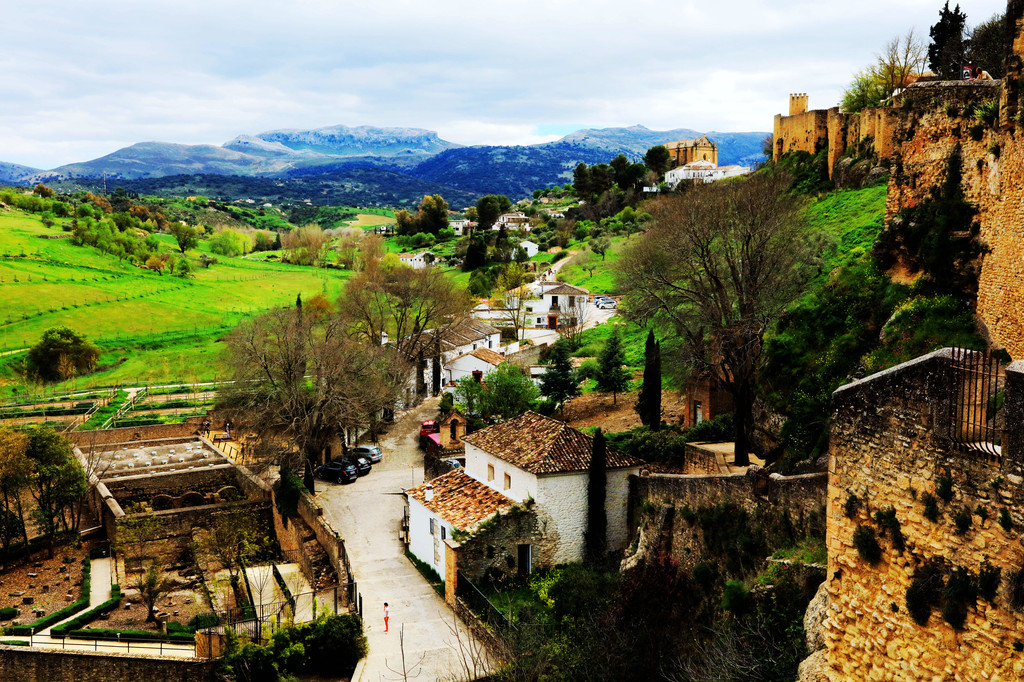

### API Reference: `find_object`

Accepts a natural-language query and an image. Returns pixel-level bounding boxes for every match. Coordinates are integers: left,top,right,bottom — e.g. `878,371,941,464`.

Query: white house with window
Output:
494,212,531,231
443,347,506,385
404,412,643,575
527,283,589,330
518,240,539,259
665,161,751,187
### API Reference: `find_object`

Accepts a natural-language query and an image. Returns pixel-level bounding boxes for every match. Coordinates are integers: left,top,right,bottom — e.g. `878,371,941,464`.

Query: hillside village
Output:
3,2,1024,682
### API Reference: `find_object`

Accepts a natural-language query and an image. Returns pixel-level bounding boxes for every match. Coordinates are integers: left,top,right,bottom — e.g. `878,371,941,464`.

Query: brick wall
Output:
825,349,1024,680
0,645,217,681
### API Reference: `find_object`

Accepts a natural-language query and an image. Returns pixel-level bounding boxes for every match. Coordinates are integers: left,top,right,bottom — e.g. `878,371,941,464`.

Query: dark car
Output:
343,455,372,476
350,445,383,464
316,460,357,484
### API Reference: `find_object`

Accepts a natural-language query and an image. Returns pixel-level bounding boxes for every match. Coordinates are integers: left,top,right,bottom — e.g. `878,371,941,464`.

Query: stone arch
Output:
151,494,175,511
450,419,460,442
182,491,207,507
217,486,240,502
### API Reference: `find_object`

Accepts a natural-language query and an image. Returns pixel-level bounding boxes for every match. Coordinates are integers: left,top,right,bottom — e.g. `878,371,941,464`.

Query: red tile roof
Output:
462,411,643,474
406,469,514,531
450,347,506,367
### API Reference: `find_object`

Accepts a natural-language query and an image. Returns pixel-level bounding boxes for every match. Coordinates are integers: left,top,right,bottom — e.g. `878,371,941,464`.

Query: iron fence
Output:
201,584,354,644
456,571,515,632
948,348,1006,464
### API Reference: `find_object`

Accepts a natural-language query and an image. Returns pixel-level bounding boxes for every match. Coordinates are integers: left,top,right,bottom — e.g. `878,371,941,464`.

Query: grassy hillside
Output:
0,210,351,395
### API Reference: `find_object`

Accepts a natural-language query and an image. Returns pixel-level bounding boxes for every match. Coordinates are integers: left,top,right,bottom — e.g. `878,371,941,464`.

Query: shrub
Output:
922,492,940,522
906,563,944,626
188,613,220,630
873,507,905,551
936,475,954,503
977,562,1001,602
0,607,17,620
953,507,972,535
942,567,976,630
852,525,882,564
844,493,859,519
1000,508,1014,532
721,580,751,615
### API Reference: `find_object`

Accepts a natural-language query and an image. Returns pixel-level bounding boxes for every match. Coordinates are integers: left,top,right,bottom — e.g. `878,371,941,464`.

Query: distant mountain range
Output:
1,124,768,205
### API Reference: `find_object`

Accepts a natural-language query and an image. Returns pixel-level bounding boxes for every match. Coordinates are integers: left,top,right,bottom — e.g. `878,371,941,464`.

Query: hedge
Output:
0,607,18,620
4,561,90,635
64,627,194,644
51,585,121,638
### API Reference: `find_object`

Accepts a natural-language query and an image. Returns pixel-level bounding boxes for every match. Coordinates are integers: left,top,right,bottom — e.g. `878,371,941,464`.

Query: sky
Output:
2,0,1008,169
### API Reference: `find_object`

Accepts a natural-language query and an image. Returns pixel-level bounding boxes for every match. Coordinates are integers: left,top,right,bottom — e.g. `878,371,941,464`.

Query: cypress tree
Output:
596,325,632,404
539,339,581,415
585,428,607,564
635,330,663,429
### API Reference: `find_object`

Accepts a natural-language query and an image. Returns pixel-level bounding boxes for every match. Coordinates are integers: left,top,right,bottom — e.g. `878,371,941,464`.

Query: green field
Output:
0,210,352,395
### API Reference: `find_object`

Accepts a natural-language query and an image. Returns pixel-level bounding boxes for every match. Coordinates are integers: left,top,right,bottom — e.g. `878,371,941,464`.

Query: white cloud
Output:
0,0,1008,168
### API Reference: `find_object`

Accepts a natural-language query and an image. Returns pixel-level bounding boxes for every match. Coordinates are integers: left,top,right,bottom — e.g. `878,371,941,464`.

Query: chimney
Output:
425,484,434,502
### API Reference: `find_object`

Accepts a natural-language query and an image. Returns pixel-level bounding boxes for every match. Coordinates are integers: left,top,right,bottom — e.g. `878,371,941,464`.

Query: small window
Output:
487,464,494,481
429,518,435,535
441,526,447,540
694,400,704,424
504,473,511,490
568,296,574,306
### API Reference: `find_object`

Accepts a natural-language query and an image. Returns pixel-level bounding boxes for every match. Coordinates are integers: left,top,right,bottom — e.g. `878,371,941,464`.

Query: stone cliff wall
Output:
825,349,1024,680
632,469,826,570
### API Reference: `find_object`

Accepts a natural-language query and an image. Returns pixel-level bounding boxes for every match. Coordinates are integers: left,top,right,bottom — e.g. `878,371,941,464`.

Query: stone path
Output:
317,397,489,682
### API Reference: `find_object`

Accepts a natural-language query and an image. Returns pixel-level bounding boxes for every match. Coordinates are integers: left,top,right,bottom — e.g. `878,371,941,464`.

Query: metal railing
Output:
949,348,1006,464
20,631,196,657
203,584,354,644
456,571,514,632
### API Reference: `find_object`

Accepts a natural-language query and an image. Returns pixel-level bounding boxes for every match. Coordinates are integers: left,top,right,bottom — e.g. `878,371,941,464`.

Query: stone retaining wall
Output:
0,645,217,682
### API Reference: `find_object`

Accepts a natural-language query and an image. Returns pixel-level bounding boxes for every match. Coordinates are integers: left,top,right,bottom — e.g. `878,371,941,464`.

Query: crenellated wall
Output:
825,349,1024,680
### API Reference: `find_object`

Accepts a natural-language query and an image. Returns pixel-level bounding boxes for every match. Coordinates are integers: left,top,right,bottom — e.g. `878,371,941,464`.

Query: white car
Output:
596,299,617,310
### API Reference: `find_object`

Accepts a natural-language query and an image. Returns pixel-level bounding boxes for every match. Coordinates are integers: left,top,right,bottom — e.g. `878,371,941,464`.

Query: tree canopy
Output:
539,339,582,413
928,1,968,79
26,326,101,384
618,171,812,465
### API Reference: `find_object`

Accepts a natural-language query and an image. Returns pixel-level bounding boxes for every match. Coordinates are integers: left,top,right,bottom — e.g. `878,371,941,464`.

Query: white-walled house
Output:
397,251,435,269
403,318,503,403
665,161,751,187
406,470,515,580
518,240,539,259
527,283,589,330
405,412,642,577
444,347,506,385
494,212,531,231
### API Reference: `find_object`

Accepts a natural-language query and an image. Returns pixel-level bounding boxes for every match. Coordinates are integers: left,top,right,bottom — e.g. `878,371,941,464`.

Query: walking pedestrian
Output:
384,602,389,633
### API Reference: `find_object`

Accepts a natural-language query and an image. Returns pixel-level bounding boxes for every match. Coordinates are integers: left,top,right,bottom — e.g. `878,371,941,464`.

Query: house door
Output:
517,544,532,576
547,316,558,329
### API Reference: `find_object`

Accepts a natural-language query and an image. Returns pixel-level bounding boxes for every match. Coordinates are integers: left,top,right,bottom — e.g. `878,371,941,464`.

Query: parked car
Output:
344,455,372,476
316,460,357,484
351,445,383,464
596,298,617,310
593,296,613,303
443,458,464,470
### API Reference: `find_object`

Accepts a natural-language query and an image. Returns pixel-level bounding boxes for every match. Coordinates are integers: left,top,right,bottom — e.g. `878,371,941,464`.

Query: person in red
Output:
384,602,389,633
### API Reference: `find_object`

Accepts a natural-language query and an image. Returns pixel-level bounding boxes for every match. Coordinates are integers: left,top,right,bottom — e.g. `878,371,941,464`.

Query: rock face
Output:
798,649,829,682
803,580,829,653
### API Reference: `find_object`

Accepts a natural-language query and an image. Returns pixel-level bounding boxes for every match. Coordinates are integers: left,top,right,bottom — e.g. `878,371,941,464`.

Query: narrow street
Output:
315,397,487,681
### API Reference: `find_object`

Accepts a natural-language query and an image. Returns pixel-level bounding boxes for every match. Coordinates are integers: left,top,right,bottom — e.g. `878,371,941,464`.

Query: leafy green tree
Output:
595,326,632,405
477,194,512,231
644,145,671,177
635,330,662,430
25,426,87,558
539,339,581,414
966,12,1009,77
453,375,485,416
481,363,539,420
209,228,251,257
26,327,100,383
168,222,199,253
590,235,612,261
585,428,607,564
841,69,887,112
928,1,968,79
0,428,31,568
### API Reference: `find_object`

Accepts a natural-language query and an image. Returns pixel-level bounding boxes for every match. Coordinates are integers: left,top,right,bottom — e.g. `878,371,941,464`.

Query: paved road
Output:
316,397,488,682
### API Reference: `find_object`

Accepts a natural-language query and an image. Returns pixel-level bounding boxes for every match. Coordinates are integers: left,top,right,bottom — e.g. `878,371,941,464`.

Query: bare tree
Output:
557,296,590,350
874,29,927,99
493,263,532,341
282,224,329,267
618,172,812,466
341,261,473,400
224,299,405,490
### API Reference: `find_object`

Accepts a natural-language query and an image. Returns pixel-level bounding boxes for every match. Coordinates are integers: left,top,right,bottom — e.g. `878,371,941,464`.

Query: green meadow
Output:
0,211,352,395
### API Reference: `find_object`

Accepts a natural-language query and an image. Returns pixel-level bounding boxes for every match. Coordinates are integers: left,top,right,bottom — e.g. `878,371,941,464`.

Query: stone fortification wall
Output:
773,108,828,161
825,349,1024,680
632,469,826,570
682,443,721,474
0,645,217,682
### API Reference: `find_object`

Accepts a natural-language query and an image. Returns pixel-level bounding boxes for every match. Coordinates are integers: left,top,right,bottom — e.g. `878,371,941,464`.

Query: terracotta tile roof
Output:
462,411,643,474
406,469,514,531
450,347,505,367
544,284,590,296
